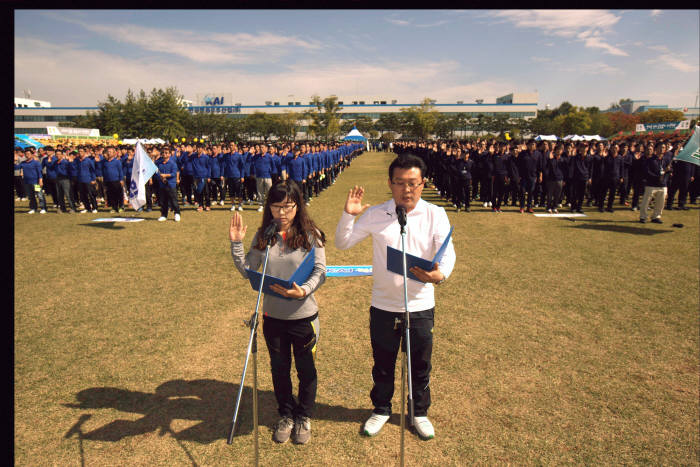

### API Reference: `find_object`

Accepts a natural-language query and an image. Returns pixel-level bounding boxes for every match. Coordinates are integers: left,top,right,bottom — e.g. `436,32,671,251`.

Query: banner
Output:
46,126,100,137
326,266,373,277
128,141,159,210
635,120,690,133
674,126,700,166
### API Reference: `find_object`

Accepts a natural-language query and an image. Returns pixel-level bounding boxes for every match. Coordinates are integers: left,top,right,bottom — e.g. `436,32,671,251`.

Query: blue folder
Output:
245,247,315,300
386,227,453,283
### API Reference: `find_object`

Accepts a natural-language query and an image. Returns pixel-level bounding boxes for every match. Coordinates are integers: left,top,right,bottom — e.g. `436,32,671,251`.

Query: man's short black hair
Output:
388,154,426,180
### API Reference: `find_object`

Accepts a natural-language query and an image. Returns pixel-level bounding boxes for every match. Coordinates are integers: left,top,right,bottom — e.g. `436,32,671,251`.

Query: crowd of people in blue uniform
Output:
13,141,364,219
395,136,697,223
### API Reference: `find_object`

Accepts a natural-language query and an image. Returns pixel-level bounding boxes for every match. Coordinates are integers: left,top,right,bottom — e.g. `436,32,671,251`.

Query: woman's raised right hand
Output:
229,212,248,242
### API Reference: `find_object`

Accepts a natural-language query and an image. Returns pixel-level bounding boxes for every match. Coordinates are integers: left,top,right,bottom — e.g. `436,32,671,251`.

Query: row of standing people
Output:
395,138,697,221
14,142,363,215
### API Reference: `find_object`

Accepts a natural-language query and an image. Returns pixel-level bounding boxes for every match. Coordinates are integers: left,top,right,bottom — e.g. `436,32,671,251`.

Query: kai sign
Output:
196,93,232,107
203,95,224,106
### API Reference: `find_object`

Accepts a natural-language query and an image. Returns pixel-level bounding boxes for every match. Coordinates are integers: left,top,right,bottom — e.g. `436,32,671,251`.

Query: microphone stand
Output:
397,206,414,467
228,225,278,467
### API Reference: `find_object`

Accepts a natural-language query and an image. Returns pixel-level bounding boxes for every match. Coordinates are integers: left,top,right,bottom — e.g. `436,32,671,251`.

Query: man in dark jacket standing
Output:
568,142,592,214
639,144,671,223
516,140,542,213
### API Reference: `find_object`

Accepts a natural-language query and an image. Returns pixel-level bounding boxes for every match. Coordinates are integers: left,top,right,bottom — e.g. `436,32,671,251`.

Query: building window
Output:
359,101,365,105
288,102,294,106
380,101,386,105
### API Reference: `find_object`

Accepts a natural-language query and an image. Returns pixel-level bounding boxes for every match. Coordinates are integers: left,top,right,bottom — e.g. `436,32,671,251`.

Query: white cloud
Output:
15,37,487,106
36,14,322,65
557,63,623,75
647,55,699,73
384,16,450,28
386,18,411,26
485,10,628,56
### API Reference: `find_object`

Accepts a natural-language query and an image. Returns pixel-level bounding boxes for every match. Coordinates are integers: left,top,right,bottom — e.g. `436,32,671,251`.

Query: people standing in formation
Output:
14,142,363,217
229,180,327,445
393,135,698,220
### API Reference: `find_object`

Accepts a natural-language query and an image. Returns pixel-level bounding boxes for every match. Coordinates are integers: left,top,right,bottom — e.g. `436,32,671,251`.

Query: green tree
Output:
433,114,456,139
306,95,343,142
245,112,276,141
636,109,686,124
399,98,439,139
553,109,593,137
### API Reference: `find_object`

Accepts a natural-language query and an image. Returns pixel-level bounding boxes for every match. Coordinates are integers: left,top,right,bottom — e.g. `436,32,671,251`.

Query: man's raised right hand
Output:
344,185,371,216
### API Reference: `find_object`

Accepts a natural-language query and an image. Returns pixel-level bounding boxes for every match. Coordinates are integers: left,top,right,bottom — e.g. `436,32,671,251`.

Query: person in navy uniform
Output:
568,142,592,214
155,146,181,222
516,140,542,213
544,143,566,213
20,148,47,214
491,142,509,213
599,142,624,213
666,143,694,210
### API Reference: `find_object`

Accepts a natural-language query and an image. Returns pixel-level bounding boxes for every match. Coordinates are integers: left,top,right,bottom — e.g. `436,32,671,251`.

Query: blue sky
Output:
14,10,700,110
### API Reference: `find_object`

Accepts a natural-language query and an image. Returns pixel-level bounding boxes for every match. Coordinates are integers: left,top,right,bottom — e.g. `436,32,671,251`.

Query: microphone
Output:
396,205,407,233
263,219,280,244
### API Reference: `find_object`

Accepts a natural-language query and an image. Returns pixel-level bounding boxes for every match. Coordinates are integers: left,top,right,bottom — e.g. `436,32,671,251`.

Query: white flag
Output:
128,140,159,210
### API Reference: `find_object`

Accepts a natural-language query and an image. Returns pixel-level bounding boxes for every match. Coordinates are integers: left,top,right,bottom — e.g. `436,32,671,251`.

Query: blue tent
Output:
342,127,367,141
14,134,44,150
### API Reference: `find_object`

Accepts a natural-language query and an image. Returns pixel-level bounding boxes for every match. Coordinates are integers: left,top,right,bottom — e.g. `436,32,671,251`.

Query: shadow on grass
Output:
63,378,368,446
565,222,674,235
79,222,125,230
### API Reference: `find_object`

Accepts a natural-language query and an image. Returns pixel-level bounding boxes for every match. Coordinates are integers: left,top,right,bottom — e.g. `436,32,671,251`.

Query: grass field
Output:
14,151,699,466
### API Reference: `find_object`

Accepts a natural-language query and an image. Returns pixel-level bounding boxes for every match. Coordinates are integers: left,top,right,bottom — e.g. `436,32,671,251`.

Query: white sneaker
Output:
238,205,243,211
174,214,181,222
158,216,167,222
230,205,236,211
488,202,492,207
91,209,98,213
27,210,35,214
413,416,435,440
219,200,224,206
257,206,263,212
39,209,46,214
362,413,390,437
79,209,87,214
483,202,488,208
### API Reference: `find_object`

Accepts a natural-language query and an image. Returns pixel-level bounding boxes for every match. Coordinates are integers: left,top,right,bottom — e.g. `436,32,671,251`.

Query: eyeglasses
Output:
391,180,424,190
269,204,297,213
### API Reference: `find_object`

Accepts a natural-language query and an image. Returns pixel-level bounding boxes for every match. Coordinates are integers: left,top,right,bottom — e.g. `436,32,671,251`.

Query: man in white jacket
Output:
335,154,456,440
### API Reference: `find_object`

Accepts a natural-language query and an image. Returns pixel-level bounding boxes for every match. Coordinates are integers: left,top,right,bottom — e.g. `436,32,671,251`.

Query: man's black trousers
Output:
369,306,433,417
263,315,319,419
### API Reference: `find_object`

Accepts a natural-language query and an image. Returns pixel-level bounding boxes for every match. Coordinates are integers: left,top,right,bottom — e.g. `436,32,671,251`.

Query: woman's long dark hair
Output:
254,180,326,251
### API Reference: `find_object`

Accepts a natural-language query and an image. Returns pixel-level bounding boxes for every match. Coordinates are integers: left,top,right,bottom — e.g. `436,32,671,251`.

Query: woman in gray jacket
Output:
229,180,326,445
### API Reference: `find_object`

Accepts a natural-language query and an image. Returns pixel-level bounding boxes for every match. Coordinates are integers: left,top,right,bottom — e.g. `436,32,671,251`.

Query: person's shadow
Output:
63,379,368,445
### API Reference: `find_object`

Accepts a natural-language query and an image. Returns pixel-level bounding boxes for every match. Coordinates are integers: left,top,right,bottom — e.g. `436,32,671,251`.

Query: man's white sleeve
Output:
334,210,371,250
436,209,456,279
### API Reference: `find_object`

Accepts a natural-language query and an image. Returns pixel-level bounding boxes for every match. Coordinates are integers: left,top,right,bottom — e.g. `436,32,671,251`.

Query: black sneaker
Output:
639,218,646,223
273,417,294,443
292,417,311,444
651,218,663,224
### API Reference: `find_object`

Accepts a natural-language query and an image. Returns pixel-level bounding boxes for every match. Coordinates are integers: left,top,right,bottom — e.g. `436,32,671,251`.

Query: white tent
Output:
342,126,369,151
535,135,558,141
582,135,605,141
563,135,584,141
